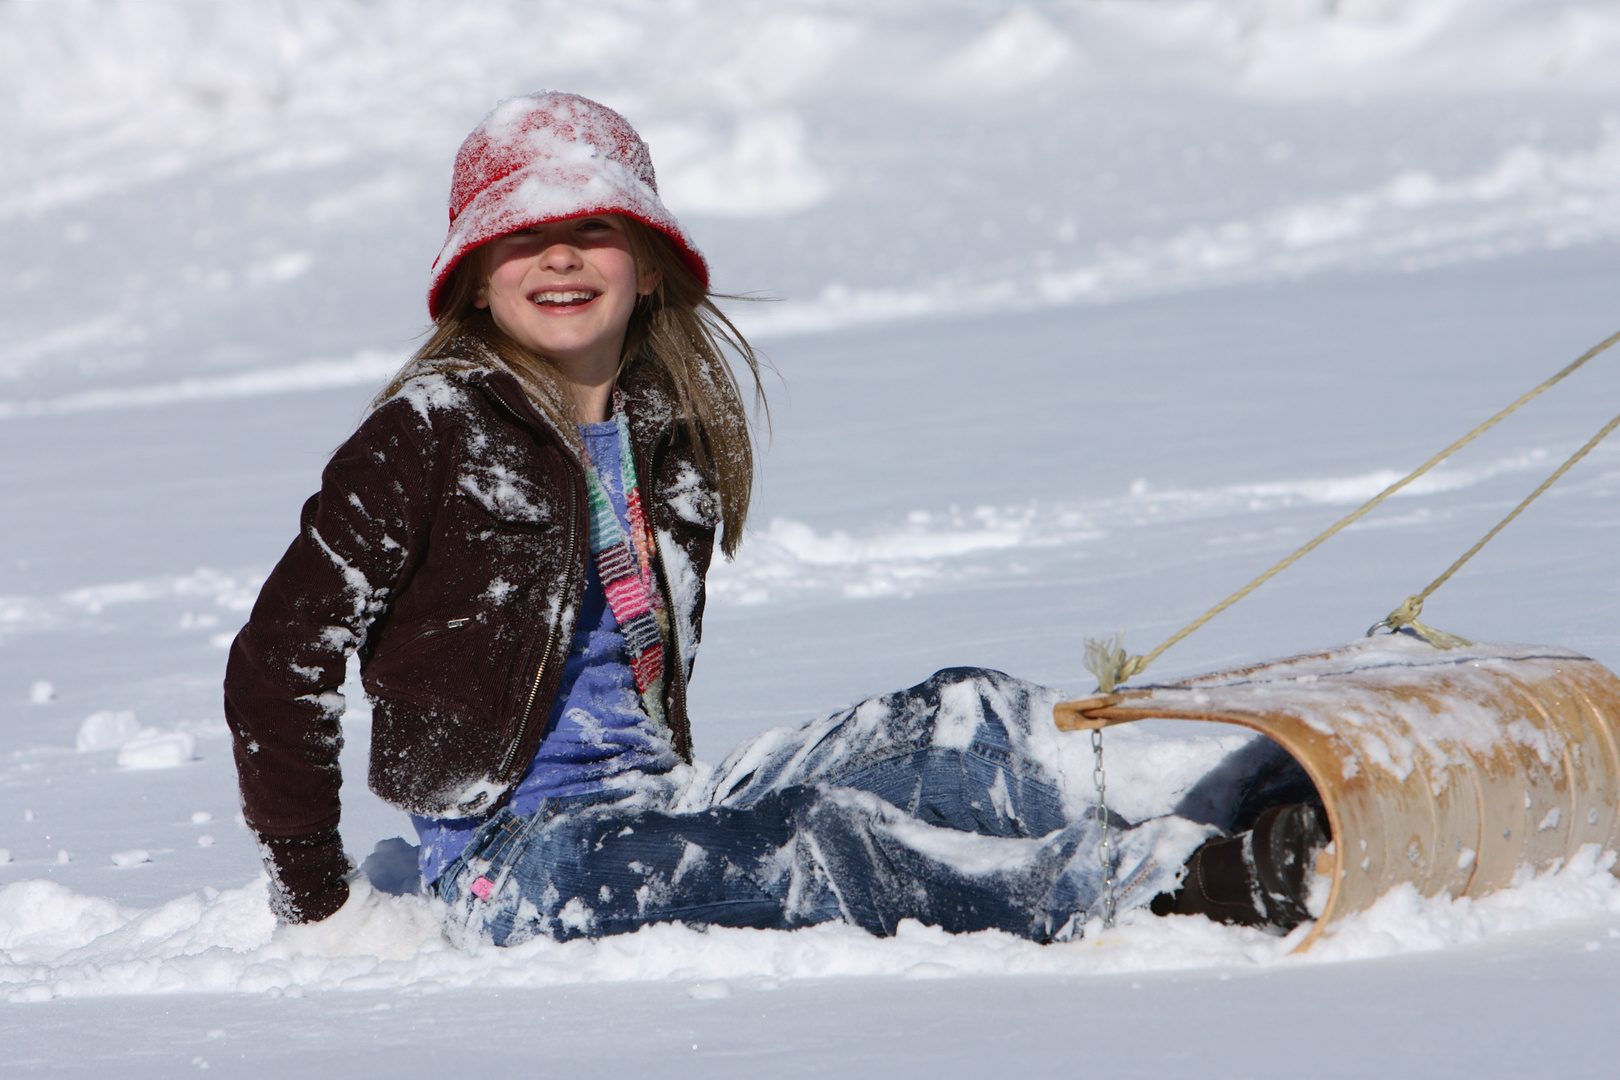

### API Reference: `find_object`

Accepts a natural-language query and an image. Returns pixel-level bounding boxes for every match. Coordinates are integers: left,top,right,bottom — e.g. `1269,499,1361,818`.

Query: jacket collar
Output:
463,360,679,463
465,368,579,458
616,362,679,458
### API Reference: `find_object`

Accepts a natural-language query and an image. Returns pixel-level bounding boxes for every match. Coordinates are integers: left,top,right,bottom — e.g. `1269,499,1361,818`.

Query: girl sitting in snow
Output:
225,92,1327,945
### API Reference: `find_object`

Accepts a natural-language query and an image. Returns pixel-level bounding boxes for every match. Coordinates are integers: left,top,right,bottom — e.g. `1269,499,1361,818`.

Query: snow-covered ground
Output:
6,1,1620,1074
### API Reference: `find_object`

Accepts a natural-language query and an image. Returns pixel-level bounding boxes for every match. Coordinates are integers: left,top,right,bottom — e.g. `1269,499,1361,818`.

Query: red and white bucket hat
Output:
427,92,708,319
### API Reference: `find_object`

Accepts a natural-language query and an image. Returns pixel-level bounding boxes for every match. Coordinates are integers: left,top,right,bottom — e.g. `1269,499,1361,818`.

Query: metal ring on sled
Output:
1054,637,1620,952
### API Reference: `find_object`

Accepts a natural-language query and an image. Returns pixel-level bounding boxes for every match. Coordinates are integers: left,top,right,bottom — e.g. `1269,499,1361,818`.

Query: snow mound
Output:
3,849,1617,1002
75,710,141,753
73,712,199,768
116,730,197,770
708,448,1555,605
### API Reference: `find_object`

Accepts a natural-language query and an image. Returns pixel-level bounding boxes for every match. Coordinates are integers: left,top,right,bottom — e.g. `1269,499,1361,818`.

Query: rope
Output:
1371,408,1620,647
1084,327,1620,694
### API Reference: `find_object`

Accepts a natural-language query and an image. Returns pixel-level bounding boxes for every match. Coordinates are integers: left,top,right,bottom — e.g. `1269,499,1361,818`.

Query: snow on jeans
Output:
433,668,1216,945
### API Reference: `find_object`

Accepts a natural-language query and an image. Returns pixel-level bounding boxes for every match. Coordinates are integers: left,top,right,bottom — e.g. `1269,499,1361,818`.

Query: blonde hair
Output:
378,217,766,557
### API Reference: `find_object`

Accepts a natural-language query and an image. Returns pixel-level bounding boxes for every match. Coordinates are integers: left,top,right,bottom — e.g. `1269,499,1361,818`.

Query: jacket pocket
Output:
369,614,473,665
454,465,560,529
367,693,514,817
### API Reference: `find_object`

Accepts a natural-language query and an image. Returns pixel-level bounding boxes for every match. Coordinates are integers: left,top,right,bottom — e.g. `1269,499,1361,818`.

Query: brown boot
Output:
1151,802,1328,931
1250,802,1329,930
1151,829,1267,926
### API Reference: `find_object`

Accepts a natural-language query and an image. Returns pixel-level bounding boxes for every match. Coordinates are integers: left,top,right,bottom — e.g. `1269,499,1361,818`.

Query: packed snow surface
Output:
6,0,1620,1074
4,847,1619,1003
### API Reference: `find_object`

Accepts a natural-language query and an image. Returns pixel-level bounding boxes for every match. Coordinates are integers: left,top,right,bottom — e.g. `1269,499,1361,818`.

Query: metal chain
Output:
1092,728,1116,929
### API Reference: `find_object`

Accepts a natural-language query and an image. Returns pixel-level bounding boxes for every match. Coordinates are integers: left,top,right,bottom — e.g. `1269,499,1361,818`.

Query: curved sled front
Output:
1054,637,1620,951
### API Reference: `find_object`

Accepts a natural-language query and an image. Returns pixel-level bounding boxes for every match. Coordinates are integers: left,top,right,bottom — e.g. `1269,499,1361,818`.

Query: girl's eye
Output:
576,219,610,232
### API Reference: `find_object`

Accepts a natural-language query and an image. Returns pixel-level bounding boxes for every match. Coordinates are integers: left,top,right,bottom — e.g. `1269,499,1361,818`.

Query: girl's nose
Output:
537,243,584,274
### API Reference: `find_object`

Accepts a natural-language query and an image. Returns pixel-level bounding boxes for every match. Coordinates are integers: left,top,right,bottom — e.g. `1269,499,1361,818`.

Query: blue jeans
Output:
434,668,1214,945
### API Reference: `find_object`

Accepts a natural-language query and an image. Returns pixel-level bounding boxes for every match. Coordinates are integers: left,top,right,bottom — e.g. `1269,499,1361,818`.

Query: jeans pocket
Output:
436,808,528,905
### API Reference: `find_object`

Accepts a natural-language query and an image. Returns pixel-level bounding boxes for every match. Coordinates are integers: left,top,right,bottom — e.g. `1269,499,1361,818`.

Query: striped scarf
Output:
582,396,668,728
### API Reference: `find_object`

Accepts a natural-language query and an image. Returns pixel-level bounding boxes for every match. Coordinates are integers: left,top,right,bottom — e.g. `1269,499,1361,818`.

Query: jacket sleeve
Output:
224,393,446,923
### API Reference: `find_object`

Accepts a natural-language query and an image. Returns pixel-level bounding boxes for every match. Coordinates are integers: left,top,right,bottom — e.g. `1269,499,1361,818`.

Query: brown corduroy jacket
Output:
224,360,717,922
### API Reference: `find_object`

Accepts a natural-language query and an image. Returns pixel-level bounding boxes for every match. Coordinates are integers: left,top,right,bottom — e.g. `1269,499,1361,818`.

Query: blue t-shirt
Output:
411,420,676,884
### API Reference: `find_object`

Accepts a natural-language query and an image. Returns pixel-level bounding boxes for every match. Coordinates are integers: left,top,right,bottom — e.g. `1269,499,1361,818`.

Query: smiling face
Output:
474,215,661,391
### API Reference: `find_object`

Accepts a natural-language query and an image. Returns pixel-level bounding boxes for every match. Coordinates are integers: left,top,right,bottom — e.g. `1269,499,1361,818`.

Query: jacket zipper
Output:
498,475,577,779
637,438,692,759
483,385,585,781
647,520,691,757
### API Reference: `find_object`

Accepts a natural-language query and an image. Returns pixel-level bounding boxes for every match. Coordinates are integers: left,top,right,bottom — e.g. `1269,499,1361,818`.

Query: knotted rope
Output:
1371,407,1620,647
1085,327,1620,694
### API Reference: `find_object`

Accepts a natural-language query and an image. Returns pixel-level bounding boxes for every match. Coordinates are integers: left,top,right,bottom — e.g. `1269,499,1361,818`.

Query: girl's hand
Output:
261,829,350,924
275,875,445,959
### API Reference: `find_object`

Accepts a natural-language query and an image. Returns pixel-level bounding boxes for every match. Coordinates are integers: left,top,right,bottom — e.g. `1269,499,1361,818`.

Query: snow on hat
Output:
427,92,708,319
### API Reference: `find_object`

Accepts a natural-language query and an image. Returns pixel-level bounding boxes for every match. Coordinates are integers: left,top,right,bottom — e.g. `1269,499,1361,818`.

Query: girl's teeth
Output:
533,291,594,305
